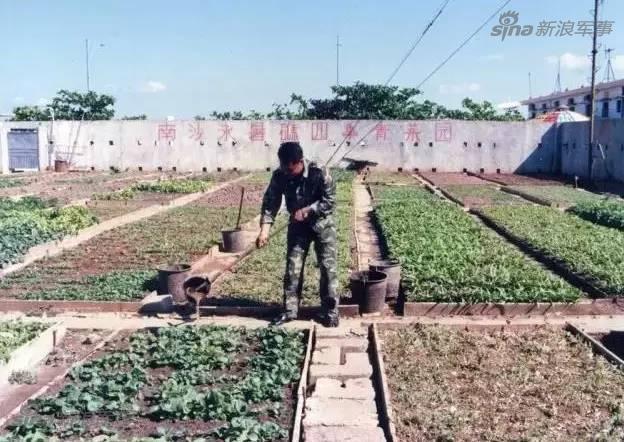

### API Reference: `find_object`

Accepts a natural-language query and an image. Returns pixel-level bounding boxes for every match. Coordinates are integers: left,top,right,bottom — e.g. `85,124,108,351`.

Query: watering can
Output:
183,276,212,319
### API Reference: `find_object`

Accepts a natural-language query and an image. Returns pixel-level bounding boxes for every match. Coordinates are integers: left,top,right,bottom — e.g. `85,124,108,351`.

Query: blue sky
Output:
1,0,622,118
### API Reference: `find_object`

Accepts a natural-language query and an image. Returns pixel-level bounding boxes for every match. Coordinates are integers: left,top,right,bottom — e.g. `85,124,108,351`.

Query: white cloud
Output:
13,96,24,104
439,82,481,95
140,81,167,93
546,52,591,71
480,54,505,61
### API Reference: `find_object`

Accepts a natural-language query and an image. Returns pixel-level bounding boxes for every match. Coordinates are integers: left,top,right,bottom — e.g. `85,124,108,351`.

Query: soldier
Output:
257,142,339,327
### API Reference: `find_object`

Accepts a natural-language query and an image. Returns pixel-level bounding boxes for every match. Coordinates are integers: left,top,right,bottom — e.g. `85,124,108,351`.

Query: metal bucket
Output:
221,228,246,253
350,270,387,314
54,160,69,173
369,259,401,299
157,264,191,302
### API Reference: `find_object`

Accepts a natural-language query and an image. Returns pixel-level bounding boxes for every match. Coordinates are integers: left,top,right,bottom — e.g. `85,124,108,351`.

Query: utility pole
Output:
85,38,90,92
336,34,341,87
555,57,562,94
587,0,599,182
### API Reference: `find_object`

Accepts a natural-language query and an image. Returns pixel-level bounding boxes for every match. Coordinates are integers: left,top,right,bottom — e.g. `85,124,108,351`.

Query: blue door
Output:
8,129,39,170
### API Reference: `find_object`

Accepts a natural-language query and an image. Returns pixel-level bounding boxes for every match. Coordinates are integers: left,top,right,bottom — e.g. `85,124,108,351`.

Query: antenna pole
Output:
587,0,599,182
336,34,341,87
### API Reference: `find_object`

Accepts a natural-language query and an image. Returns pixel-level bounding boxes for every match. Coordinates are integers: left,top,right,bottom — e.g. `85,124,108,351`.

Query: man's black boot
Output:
317,312,339,328
270,312,296,327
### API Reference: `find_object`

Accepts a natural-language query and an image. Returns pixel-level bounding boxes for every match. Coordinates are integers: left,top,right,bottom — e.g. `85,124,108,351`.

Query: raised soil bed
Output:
380,324,624,441
0,325,308,441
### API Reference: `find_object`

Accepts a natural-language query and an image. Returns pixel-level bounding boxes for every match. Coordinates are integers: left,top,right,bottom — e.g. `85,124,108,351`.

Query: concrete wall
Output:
560,119,624,180
1,119,559,174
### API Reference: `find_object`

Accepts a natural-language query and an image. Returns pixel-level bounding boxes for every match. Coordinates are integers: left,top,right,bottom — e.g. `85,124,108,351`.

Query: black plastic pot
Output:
157,264,191,302
221,228,246,253
369,259,401,299
350,270,387,314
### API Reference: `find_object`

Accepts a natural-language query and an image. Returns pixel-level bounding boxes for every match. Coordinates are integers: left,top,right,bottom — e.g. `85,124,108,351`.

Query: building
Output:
522,78,624,120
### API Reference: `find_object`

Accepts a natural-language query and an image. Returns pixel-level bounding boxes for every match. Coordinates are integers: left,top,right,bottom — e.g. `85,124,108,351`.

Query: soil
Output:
382,324,624,442
1,179,260,299
1,327,301,441
419,172,488,186
478,173,570,186
85,192,186,221
441,184,528,208
0,328,108,421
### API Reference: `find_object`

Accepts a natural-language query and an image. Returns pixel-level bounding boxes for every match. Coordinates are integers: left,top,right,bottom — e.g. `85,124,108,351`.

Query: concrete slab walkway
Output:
303,325,387,441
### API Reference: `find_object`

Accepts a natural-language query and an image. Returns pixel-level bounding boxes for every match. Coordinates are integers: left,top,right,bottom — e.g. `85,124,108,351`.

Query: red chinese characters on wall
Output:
374,122,389,142
342,122,358,140
311,122,328,141
404,123,421,143
435,122,452,142
249,122,265,142
187,121,204,142
280,123,299,142
158,122,176,141
218,122,234,143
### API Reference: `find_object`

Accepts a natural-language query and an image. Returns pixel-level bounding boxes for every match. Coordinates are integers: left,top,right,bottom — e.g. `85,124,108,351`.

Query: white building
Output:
522,78,624,120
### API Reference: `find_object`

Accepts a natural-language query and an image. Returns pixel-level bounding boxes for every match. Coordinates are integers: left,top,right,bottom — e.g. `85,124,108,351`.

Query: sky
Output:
0,0,623,119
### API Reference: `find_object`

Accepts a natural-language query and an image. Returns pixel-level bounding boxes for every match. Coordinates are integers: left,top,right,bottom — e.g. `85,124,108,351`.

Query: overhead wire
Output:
328,0,514,166
323,0,452,166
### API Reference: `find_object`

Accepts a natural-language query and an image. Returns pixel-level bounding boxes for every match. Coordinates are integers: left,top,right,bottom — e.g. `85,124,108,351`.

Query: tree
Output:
12,90,116,121
208,83,524,121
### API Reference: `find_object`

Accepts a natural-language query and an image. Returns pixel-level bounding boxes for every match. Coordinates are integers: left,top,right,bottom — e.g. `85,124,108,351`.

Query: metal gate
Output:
8,128,39,170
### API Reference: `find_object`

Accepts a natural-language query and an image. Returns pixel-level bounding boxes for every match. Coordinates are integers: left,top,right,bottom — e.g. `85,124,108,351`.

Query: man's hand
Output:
293,207,312,222
256,224,271,248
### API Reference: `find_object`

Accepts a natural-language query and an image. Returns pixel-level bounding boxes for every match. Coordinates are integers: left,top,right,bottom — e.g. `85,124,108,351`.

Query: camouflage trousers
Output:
283,216,339,319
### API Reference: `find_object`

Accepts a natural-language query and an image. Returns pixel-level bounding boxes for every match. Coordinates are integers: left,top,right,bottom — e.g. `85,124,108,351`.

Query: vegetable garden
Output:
0,177,262,302
373,186,579,302
0,320,48,363
479,205,624,296
1,325,306,441
505,184,604,208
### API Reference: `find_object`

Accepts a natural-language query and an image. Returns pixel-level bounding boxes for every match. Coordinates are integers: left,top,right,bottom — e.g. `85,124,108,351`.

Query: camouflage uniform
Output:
260,160,338,320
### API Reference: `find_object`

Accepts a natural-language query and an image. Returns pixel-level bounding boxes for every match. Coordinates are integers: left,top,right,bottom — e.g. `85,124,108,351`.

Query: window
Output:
567,97,575,105
569,106,575,112
585,94,592,102
530,112,536,119
554,100,560,108
529,103,536,111
541,103,547,110
617,99,622,114
585,103,592,117
602,101,609,118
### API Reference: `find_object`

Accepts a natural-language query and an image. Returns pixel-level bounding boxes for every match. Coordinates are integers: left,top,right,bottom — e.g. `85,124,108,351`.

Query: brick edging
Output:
291,326,314,442
370,324,398,442
402,298,624,317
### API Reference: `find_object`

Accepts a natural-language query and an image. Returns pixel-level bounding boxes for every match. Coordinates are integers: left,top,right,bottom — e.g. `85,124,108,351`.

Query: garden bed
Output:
476,173,569,186
363,170,418,185
478,205,624,297
0,178,262,302
567,199,624,230
0,325,307,442
373,186,580,303
440,184,527,208
380,324,624,441
418,172,487,186
211,172,355,307
503,185,603,208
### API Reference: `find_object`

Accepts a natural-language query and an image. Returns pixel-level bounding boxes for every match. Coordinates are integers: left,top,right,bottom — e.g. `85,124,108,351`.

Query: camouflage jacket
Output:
260,160,336,226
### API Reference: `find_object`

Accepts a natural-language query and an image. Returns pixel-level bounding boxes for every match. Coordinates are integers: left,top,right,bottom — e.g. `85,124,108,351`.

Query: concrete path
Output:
303,325,387,441
354,182,383,270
